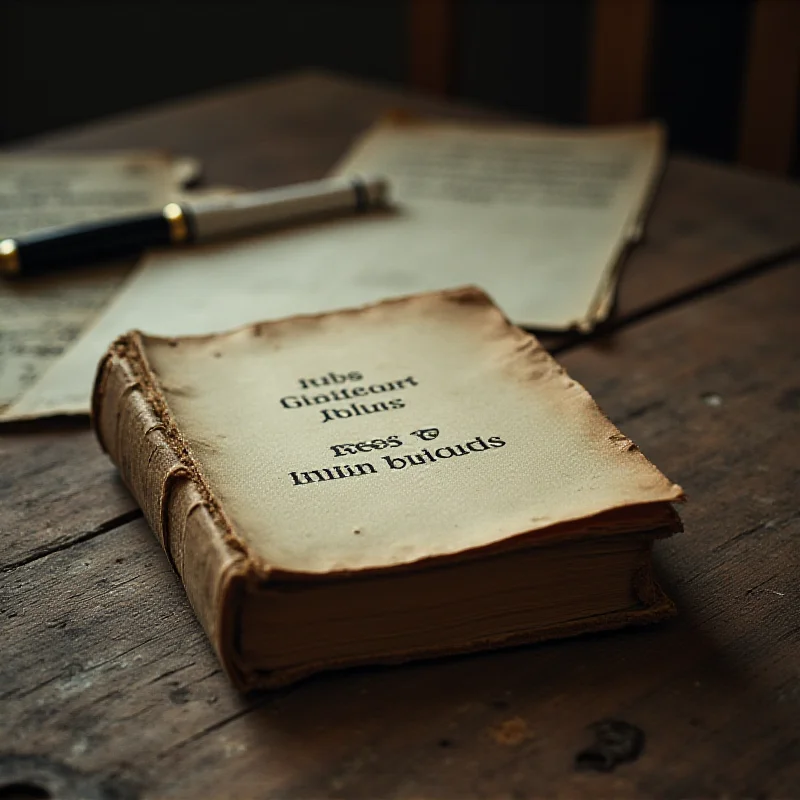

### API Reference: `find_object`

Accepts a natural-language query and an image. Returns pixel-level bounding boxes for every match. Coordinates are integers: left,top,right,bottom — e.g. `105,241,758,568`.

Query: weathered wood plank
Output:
2,261,797,798
2,72,800,574
0,427,138,571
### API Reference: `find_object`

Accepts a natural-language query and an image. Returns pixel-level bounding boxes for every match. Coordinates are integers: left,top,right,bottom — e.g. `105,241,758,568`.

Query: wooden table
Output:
2,72,799,800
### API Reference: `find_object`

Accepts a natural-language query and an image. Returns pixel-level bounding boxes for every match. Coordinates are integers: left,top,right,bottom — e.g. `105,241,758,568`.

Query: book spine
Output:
91,335,254,690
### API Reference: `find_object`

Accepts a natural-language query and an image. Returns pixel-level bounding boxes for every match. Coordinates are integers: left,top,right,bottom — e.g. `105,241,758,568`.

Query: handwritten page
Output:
0,152,199,409
3,119,663,420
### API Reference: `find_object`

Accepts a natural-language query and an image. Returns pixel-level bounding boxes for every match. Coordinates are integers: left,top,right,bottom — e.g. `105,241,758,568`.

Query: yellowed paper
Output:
4,121,663,420
0,152,197,409
336,118,663,328
132,287,684,573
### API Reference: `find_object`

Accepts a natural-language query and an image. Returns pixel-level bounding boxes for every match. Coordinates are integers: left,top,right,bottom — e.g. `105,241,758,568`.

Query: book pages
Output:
0,152,199,410
3,120,663,421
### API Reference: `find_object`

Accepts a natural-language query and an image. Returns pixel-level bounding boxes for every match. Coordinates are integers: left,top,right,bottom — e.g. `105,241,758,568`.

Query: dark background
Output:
0,0,795,169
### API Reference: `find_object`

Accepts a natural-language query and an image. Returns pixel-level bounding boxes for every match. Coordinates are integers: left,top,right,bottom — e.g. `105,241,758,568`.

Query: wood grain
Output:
588,0,654,123
738,0,800,174
0,427,138,572
1,260,797,799
613,155,800,320
1,71,799,798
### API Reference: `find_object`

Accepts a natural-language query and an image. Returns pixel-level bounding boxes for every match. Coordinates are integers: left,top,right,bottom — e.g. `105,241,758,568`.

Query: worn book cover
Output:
92,287,684,689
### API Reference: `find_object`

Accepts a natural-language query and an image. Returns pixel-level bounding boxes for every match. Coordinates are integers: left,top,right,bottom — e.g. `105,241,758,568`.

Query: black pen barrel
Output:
0,207,191,278
0,176,388,279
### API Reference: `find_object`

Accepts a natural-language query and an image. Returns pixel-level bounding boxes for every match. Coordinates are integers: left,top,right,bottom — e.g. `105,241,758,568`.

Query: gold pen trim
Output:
163,203,190,244
0,239,20,277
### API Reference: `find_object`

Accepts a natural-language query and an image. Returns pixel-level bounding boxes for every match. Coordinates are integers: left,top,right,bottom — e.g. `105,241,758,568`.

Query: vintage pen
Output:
0,174,390,278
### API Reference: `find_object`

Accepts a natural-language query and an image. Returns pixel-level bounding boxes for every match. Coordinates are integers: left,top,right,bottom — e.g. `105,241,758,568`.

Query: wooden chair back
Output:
409,0,800,175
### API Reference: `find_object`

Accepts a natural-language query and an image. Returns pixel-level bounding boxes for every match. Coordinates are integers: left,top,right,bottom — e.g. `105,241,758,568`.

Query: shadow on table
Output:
170,554,796,798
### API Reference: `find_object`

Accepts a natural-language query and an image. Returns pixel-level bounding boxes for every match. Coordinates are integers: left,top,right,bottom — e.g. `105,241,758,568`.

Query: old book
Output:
92,287,684,690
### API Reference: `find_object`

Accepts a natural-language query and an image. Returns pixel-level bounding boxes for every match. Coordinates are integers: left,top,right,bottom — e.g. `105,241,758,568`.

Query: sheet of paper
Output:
3,120,664,420
334,118,663,327
0,152,198,409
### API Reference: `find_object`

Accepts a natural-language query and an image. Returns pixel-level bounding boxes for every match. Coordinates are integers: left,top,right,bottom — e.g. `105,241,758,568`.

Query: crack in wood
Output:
0,509,143,574
145,663,197,686
713,511,800,554
1,635,166,703
157,702,271,759
1,672,63,703
547,244,800,357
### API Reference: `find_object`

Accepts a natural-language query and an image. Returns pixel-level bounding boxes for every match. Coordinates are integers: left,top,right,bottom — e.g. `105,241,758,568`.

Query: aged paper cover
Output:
4,120,663,420
96,286,683,574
